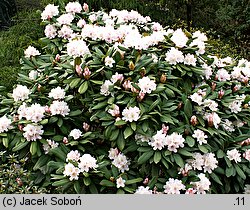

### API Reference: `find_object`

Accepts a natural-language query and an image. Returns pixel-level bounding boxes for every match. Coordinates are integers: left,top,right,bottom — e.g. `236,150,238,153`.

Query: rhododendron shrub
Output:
0,1,250,194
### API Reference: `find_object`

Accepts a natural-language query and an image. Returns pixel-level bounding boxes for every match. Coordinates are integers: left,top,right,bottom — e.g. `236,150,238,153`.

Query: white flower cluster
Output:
67,39,90,57
50,101,70,116
41,4,59,20
192,129,208,145
227,149,241,163
12,85,30,102
163,178,186,194
17,103,45,123
23,124,44,141
24,46,41,58
138,76,157,94
122,106,140,122
69,129,82,140
45,24,57,39
48,87,66,100
116,177,126,188
243,149,250,161
0,116,12,133
190,173,211,194
134,186,153,194
187,152,218,174
148,131,185,152
64,151,98,181
108,148,130,172
65,2,82,14
43,139,59,154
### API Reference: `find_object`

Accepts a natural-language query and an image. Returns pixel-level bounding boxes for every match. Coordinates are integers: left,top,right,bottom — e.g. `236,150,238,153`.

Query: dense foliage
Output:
0,1,250,194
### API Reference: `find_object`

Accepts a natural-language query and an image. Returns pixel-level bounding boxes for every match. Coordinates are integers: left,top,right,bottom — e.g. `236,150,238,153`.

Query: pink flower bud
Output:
18,124,23,131
207,114,214,127
137,91,145,102
83,3,89,12
242,76,249,85
131,84,139,93
190,115,198,126
76,65,83,77
233,85,239,92
185,188,196,194
143,178,149,185
218,89,225,99
55,54,60,62
83,122,90,131
63,137,68,144
211,82,216,91
161,124,169,134
123,80,132,90
45,105,51,113
16,178,23,187
83,66,91,80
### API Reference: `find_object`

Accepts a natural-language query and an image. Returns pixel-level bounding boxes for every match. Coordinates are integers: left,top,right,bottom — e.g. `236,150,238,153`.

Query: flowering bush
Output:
0,1,250,194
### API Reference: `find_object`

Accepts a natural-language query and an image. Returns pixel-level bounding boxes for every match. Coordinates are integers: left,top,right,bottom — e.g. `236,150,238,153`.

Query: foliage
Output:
0,151,49,193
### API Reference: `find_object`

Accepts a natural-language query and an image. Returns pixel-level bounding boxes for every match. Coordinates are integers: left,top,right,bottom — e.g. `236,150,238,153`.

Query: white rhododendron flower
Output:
204,112,221,129
228,100,242,113
122,106,140,122
105,56,115,67
227,149,241,163
190,92,203,105
108,104,120,117
100,80,113,96
111,72,124,84
222,119,235,132
43,139,59,154
191,173,211,194
192,30,207,42
12,85,30,102
184,53,197,66
57,13,75,25
165,132,185,153
67,39,90,57
69,129,82,140
216,69,231,81
63,163,80,181
203,99,218,112
192,129,208,145
203,153,218,173
138,76,157,94
0,116,12,133
108,148,119,160
149,130,167,150
191,153,205,170
135,186,153,194
170,28,188,48
24,46,41,58
165,47,184,65
49,87,66,100
111,153,130,173
163,178,186,194
58,25,74,39
66,150,81,162
44,24,57,39
78,154,98,172
28,70,40,80
243,149,250,161
116,177,126,188
23,124,44,141
41,4,59,20
24,103,45,123
77,19,86,28
65,2,82,14
50,101,70,116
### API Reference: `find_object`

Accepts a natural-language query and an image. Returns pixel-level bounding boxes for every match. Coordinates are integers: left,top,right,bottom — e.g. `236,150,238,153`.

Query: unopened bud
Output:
207,114,213,127
76,65,83,77
18,124,23,131
242,76,249,85
190,115,198,126
177,102,183,110
214,74,219,80
137,91,145,102
45,105,51,113
218,89,224,99
37,84,42,92
211,82,216,91
243,104,248,109
123,80,131,90
160,74,167,83
233,85,239,92
63,137,68,144
162,124,169,134
55,54,60,62
83,66,91,80
83,122,90,132
16,178,23,187
83,3,89,12
143,178,149,185
128,61,135,70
